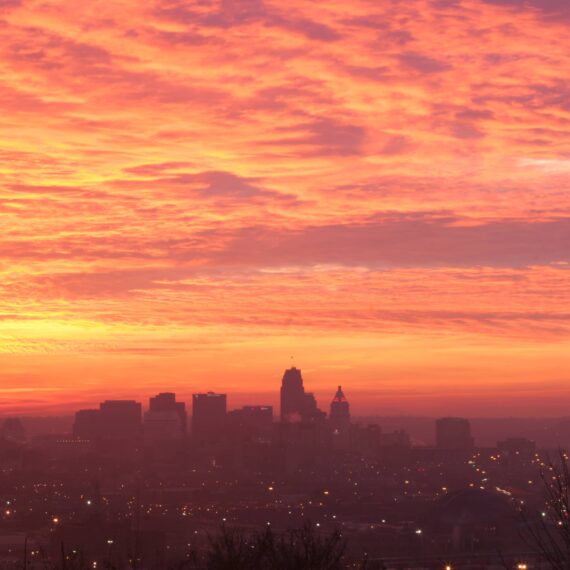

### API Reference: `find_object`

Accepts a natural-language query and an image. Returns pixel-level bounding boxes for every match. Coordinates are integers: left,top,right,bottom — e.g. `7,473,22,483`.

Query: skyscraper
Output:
144,392,187,442
192,392,227,442
280,367,325,422
73,409,101,440
435,417,474,450
280,367,306,422
150,392,187,431
98,400,142,440
330,386,350,451
74,401,142,442
303,392,326,422
329,386,350,429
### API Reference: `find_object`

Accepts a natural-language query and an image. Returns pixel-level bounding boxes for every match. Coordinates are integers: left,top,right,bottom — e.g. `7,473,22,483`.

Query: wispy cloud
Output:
0,0,569,414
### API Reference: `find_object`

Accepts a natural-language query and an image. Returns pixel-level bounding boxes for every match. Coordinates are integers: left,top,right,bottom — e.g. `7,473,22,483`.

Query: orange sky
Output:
0,0,569,416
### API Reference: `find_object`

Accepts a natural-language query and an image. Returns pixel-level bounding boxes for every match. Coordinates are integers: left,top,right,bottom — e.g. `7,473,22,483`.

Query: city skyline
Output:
2,356,570,418
2,364,567,421
2,2,570,568
1,0,569,416
1,365,551,569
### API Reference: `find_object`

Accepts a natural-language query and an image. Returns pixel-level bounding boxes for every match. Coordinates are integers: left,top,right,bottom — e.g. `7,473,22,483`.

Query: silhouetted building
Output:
99,400,142,440
330,386,350,451
498,437,536,459
149,392,187,431
280,367,325,423
303,392,326,423
227,406,273,434
73,409,100,440
1,418,26,443
380,429,411,448
280,367,306,422
356,423,382,459
436,417,474,450
330,386,350,429
144,392,187,441
192,392,226,442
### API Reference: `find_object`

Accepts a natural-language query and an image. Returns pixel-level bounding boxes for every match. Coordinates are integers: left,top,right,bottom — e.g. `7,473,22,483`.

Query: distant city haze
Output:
2,367,561,568
0,0,569,416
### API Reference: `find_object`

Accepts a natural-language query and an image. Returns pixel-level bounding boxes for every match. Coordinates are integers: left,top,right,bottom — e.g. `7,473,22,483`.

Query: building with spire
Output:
330,386,350,429
330,386,351,451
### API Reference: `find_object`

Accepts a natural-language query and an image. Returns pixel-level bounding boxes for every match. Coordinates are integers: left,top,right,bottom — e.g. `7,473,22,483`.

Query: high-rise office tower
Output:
144,392,187,441
149,392,187,422
192,392,227,442
280,367,326,422
329,386,350,429
280,367,306,422
98,400,142,440
73,409,101,440
303,392,326,422
149,393,187,431
329,386,350,450
435,417,474,450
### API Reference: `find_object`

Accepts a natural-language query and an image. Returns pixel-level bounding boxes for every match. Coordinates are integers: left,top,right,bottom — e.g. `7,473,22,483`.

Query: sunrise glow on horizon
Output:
1,0,569,416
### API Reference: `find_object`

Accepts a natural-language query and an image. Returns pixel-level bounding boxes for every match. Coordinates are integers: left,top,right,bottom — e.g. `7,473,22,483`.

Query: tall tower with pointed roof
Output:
330,386,350,429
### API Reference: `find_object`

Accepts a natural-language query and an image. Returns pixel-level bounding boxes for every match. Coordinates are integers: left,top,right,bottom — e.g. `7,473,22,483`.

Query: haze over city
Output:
1,0,569,417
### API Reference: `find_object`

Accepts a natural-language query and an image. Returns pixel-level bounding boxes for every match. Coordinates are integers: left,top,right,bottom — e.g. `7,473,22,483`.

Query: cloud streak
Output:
0,0,569,414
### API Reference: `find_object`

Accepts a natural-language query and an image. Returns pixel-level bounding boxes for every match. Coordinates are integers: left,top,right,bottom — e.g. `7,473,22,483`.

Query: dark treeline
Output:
201,523,350,570
3,513,569,570
7,523,365,570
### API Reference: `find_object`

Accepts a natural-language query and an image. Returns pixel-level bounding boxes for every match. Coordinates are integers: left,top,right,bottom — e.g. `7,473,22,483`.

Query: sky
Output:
0,0,569,417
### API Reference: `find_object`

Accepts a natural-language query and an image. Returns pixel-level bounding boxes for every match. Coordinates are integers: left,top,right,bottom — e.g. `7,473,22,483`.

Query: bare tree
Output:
262,522,346,570
205,525,263,570
204,523,346,570
522,449,570,569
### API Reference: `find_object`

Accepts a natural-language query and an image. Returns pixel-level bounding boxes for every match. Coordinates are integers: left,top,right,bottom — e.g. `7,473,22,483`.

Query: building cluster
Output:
0,367,546,569
4,366,538,477
71,367,358,450
66,367,500,468
69,367,487,461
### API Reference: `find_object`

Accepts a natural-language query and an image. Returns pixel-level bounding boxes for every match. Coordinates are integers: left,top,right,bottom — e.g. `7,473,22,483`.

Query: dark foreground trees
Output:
522,449,570,569
205,522,347,570
18,522,348,570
